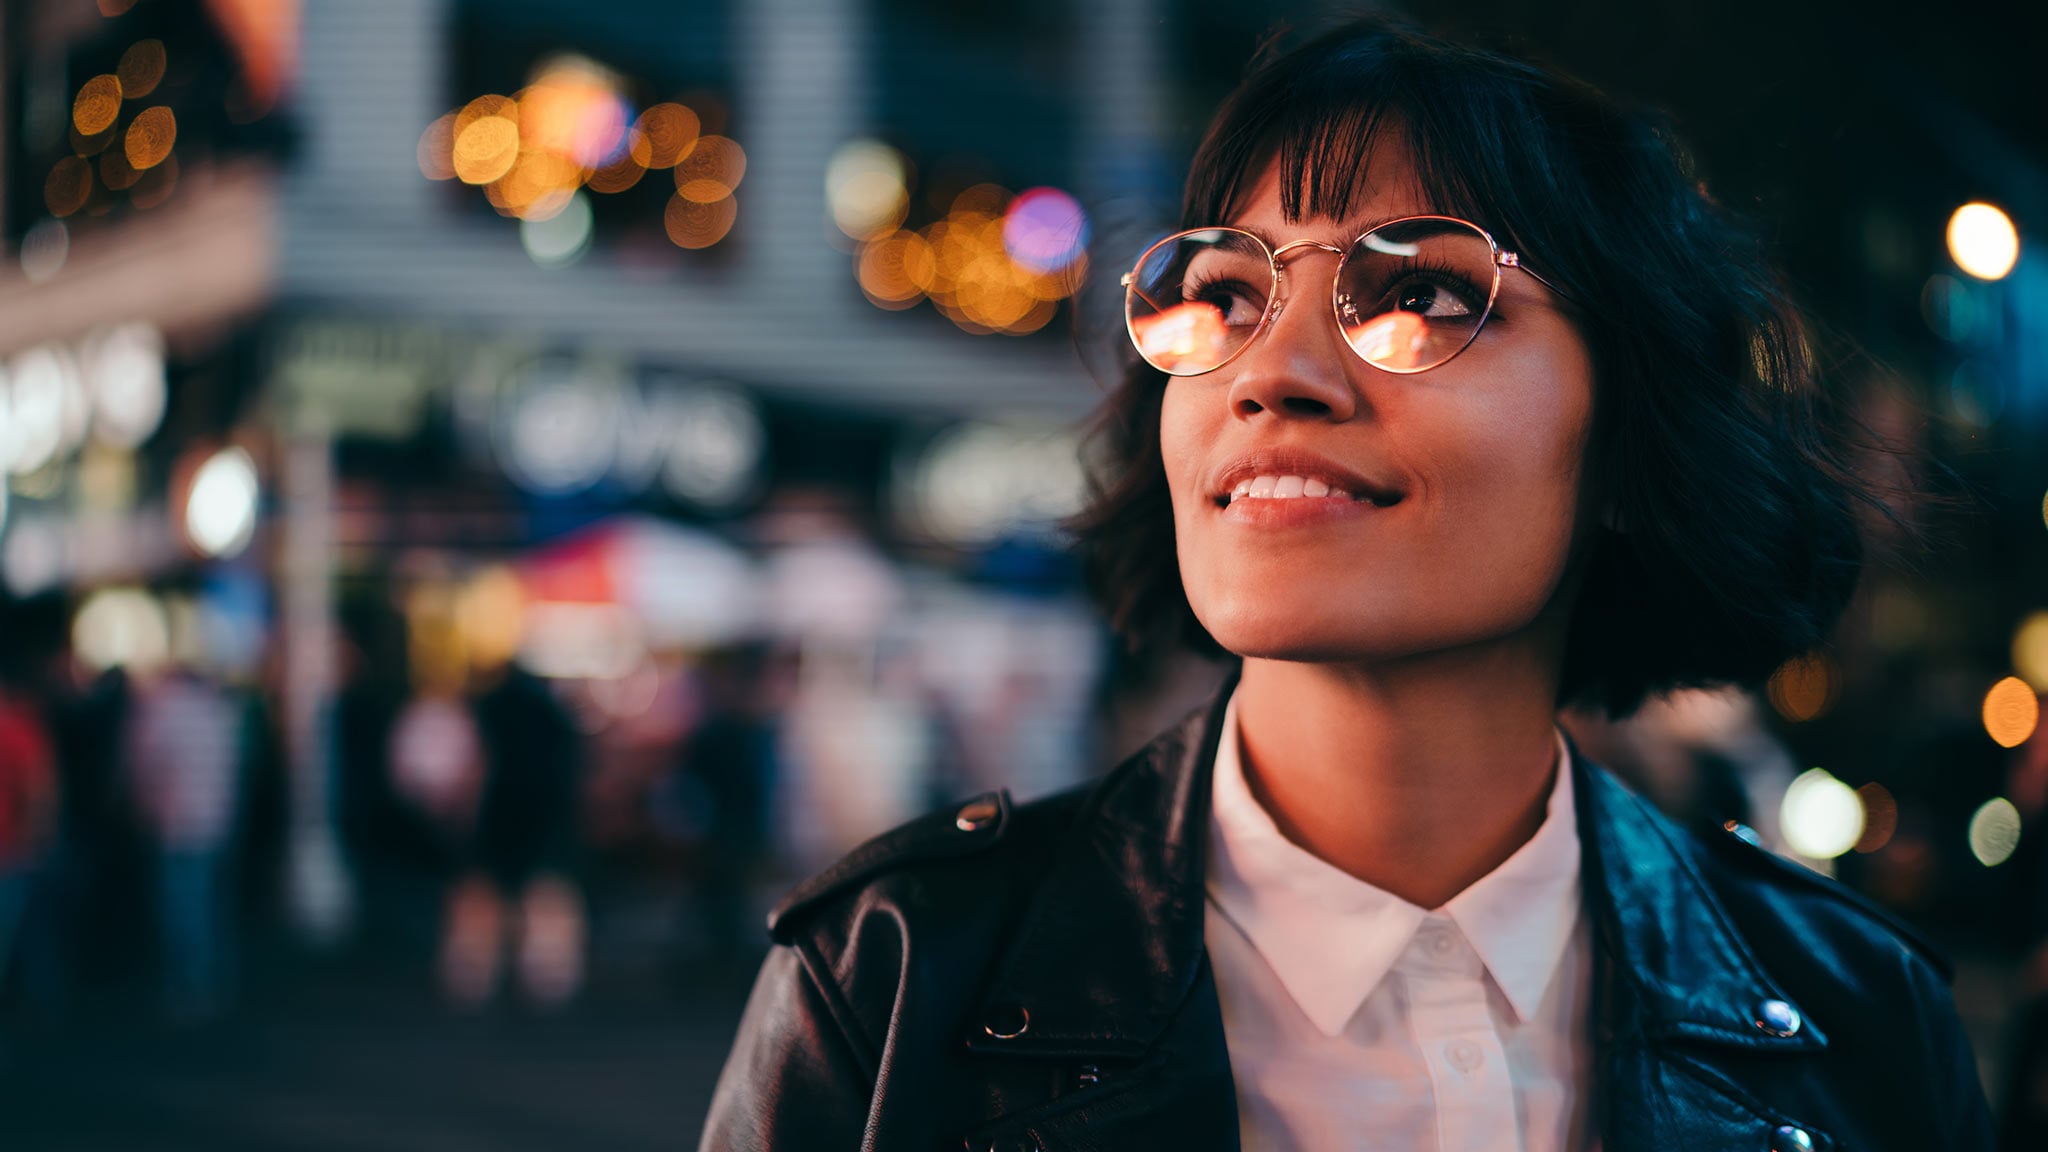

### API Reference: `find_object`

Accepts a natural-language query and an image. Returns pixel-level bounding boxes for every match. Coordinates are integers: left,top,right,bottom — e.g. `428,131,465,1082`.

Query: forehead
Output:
1226,142,1436,244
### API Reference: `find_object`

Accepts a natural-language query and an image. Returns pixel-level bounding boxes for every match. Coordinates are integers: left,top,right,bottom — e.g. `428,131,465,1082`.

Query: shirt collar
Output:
1205,688,1582,1037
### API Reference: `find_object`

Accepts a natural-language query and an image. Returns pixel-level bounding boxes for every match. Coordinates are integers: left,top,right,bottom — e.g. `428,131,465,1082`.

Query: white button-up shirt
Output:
1204,691,1596,1152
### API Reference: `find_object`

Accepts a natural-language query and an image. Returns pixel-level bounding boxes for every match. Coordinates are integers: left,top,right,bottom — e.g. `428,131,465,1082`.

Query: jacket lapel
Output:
1574,746,1839,1149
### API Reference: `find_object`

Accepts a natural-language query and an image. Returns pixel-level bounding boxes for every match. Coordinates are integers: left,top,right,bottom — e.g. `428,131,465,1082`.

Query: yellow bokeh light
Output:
455,94,518,136
1984,676,2040,748
454,116,521,185
131,153,177,209
418,113,457,181
2015,611,2048,693
99,146,139,191
73,74,122,137
1767,653,1835,722
826,139,910,241
632,104,700,169
665,192,737,249
124,105,176,170
674,135,745,195
117,39,166,99
45,157,93,217
1947,202,2019,281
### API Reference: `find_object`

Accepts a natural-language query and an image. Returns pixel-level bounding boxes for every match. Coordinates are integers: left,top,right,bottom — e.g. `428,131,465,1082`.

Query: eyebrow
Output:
1231,213,1446,246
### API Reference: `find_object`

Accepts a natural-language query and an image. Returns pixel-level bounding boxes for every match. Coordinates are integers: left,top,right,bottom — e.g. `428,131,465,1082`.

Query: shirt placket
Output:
1400,915,1519,1152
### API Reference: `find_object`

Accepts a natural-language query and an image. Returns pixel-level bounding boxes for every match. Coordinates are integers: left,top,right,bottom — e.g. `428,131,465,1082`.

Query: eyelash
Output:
1181,258,1487,312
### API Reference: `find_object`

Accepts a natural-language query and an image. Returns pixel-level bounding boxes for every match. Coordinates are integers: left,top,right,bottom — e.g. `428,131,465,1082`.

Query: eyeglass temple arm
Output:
1499,252,1577,306
1119,272,1174,316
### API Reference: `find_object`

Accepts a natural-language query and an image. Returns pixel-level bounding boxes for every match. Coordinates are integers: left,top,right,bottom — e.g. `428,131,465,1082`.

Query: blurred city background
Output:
0,0,2044,1147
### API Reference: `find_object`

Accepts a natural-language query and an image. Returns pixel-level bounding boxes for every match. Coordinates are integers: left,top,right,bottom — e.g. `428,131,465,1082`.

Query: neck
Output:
1231,641,1565,910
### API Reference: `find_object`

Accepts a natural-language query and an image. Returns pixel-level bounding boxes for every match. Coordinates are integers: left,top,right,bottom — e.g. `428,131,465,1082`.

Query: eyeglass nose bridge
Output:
1260,238,1347,327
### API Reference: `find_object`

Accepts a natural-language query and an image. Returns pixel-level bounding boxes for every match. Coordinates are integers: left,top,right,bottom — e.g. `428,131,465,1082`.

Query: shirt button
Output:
1426,930,1456,959
1445,1040,1484,1073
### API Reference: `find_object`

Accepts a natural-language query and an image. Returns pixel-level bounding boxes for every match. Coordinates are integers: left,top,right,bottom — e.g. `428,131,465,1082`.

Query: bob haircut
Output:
1069,19,1878,718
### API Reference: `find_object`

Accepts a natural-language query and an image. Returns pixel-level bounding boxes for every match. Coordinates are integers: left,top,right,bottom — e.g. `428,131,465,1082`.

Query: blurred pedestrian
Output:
453,664,583,1008
673,643,782,982
125,663,245,1020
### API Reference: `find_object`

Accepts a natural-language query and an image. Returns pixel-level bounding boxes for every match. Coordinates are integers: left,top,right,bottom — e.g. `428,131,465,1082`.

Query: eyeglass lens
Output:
1125,219,1500,376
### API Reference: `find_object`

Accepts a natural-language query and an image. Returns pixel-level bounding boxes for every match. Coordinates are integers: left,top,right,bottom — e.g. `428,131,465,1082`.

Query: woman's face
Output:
1160,145,1600,666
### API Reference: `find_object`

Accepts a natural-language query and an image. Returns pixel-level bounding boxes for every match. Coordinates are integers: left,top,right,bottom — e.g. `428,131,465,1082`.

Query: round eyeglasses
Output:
1120,215,1571,377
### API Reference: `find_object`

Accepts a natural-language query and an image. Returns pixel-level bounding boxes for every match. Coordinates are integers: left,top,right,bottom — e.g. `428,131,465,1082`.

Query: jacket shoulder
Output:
765,784,1089,946
1694,816,1953,982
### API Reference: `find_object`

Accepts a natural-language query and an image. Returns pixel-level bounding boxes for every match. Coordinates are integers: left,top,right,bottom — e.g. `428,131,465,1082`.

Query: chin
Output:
1191,594,1392,664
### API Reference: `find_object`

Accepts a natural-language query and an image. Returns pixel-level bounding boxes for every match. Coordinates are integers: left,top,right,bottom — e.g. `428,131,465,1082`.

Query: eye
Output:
1182,272,1268,326
1381,264,1486,319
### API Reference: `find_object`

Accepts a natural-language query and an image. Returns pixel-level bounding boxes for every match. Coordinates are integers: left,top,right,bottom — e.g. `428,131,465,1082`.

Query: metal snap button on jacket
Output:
982,1003,1030,1039
957,799,1000,832
1770,1124,1814,1151
1755,999,1802,1038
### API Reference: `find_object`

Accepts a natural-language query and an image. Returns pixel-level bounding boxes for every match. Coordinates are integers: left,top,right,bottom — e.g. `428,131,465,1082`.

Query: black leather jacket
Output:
701,683,1994,1151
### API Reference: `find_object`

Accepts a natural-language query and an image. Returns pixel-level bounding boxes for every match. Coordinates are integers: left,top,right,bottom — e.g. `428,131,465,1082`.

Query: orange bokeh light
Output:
124,105,176,170
45,157,94,217
118,39,166,99
665,192,737,249
632,104,701,169
1985,677,2041,749
73,75,123,137
99,147,140,191
673,135,745,195
454,116,520,185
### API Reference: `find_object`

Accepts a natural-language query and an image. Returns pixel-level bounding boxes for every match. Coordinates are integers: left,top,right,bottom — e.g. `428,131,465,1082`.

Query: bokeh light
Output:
124,106,176,170
84,322,168,449
1968,797,2022,867
519,58,629,168
632,103,701,169
2015,611,2048,692
826,139,910,241
45,156,93,217
665,193,736,250
1767,653,1836,722
1002,187,1088,275
100,147,139,191
117,39,166,99
453,114,520,185
184,446,261,559
857,229,935,309
73,587,169,675
1983,675,2040,748
521,190,594,267
1853,782,1898,853
674,135,746,201
586,142,646,194
2,346,88,476
20,220,69,284
73,74,122,137
1947,202,2019,281
1781,767,1865,860
417,113,457,180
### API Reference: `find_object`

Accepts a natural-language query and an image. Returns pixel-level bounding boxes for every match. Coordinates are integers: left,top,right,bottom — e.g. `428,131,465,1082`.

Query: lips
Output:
1210,451,1404,509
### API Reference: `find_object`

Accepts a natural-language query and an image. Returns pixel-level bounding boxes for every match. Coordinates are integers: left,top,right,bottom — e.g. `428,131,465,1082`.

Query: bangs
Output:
1181,32,1552,248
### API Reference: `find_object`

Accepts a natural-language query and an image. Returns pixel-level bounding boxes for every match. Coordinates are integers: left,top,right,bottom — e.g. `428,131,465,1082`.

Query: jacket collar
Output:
969,672,1826,1060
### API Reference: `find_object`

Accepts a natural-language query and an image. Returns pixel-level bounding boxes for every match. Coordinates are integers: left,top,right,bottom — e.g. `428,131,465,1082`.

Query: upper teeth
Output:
1231,474,1351,502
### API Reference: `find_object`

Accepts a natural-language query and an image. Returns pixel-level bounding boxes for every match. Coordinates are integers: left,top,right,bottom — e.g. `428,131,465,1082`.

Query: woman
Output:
701,21,1992,1151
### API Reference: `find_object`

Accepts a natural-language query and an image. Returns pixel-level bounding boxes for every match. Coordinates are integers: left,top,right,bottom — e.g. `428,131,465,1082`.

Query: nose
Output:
1221,258,1362,423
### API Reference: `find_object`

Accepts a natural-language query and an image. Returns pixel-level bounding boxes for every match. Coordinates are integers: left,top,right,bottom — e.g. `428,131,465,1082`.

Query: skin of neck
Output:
1229,601,1575,911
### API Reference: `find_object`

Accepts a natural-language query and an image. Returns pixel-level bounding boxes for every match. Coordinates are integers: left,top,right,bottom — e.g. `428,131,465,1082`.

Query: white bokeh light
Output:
1780,767,1865,860
85,323,168,449
73,587,170,674
1947,202,2020,281
520,190,594,267
184,446,260,558
1969,797,2022,867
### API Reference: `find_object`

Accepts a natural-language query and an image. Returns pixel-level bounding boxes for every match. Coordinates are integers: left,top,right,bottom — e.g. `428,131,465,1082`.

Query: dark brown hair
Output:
1069,18,1877,717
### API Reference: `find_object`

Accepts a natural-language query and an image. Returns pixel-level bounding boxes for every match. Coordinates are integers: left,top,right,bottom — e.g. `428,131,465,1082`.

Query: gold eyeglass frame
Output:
1120,214,1573,377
